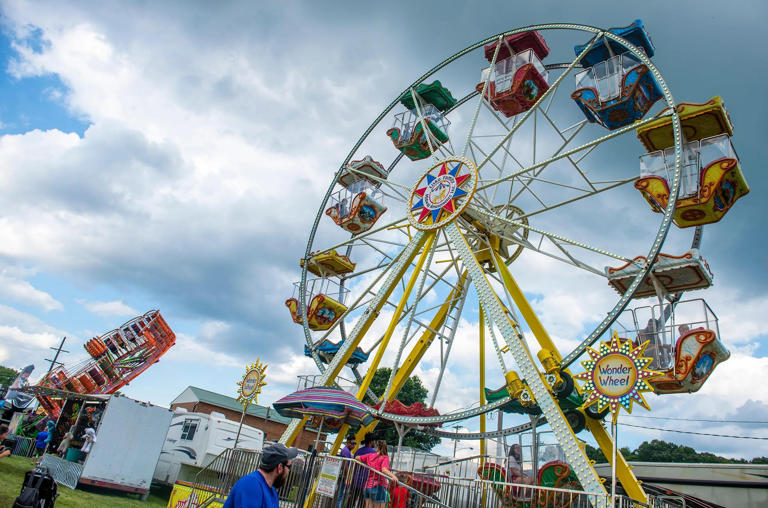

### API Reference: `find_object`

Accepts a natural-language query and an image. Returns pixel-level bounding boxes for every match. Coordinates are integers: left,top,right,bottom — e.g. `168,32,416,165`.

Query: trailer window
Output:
181,419,198,441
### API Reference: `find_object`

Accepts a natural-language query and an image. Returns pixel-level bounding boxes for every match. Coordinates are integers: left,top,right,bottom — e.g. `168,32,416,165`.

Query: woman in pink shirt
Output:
357,440,398,508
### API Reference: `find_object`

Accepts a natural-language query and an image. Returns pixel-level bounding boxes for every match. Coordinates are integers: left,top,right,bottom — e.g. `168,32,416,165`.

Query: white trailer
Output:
153,408,264,485
78,396,173,495
42,394,173,498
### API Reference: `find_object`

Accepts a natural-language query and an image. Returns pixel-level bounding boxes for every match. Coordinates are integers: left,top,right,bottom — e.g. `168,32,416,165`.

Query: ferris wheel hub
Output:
407,156,478,231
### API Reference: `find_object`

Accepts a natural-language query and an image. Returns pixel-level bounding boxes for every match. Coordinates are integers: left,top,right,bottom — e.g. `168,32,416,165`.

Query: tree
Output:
362,368,441,452
585,439,760,464
0,365,20,390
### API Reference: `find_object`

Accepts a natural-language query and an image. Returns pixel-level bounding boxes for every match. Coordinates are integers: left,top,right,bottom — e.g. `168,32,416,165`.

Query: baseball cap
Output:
261,443,299,468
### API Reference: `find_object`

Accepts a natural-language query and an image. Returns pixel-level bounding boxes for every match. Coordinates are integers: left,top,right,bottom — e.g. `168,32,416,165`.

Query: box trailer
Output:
154,408,264,485
41,394,172,497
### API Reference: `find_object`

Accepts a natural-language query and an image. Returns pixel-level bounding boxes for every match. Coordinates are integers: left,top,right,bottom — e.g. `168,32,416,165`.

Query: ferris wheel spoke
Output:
514,176,637,223
475,33,601,175
539,108,597,192
360,237,462,294
346,166,410,203
495,229,607,277
477,110,671,194
468,205,630,264
461,35,504,159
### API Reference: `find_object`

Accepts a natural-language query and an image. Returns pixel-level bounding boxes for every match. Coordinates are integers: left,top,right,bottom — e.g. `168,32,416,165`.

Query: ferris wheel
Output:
281,21,746,501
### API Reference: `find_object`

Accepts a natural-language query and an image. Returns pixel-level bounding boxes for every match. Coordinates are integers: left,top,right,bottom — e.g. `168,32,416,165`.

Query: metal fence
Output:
9,435,36,458
188,447,687,508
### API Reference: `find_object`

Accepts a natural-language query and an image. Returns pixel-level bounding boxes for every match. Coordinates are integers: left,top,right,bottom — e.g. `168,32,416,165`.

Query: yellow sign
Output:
575,332,660,422
167,481,223,508
237,359,268,405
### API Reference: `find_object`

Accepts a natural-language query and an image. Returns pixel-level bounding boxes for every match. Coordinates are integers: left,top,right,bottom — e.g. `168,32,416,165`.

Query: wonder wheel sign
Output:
574,332,660,423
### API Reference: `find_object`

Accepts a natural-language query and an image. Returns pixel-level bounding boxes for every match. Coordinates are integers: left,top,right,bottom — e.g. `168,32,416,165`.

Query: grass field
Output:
0,455,171,507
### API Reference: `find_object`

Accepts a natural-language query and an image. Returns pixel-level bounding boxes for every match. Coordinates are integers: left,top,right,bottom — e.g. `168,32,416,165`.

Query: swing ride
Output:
279,20,746,505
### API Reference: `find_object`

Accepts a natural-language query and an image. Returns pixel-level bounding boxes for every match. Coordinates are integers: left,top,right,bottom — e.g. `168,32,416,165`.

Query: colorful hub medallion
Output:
408,156,477,230
574,332,660,422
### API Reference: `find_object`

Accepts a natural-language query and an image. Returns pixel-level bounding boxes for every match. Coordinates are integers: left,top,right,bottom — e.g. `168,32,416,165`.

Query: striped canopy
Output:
273,386,375,427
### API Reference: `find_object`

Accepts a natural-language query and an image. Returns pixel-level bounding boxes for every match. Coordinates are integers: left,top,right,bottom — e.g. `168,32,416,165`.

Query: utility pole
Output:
45,337,69,377
451,424,464,456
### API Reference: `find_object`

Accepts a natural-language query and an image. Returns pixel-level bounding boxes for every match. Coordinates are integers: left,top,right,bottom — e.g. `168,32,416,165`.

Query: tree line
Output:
586,439,768,464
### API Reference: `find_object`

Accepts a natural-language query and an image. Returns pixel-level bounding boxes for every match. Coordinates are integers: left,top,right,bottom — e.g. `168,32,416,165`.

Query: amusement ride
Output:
31,310,176,418
280,20,747,504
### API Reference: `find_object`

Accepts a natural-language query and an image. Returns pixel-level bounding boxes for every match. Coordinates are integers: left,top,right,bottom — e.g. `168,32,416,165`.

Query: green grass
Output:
0,455,171,507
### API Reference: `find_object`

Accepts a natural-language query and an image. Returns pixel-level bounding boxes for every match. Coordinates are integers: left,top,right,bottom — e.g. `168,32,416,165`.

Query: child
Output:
357,440,398,508
32,428,49,463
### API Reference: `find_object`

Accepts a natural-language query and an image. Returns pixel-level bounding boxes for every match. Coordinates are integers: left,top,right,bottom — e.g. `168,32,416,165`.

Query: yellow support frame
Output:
282,232,433,447
491,250,647,503
300,232,436,508
352,272,468,444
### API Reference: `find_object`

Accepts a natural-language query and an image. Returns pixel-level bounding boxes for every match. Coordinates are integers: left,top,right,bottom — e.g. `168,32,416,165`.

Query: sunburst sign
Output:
574,332,660,423
408,156,477,230
237,359,268,406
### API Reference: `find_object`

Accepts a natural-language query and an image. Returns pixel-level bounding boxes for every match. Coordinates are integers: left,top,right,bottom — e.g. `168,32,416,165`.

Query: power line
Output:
620,422,768,440
623,414,768,425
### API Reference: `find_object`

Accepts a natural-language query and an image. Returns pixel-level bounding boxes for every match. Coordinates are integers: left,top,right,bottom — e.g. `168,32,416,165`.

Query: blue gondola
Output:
571,19,663,130
304,339,369,366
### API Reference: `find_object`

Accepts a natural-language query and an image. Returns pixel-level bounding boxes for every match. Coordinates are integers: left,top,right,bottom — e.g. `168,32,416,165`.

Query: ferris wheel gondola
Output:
280,21,746,503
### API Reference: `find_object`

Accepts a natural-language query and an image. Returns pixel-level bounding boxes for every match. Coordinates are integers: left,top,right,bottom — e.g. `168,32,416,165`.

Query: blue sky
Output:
0,0,766,460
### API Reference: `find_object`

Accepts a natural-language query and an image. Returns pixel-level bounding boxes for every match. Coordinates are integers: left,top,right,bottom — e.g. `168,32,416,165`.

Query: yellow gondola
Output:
634,97,749,228
300,250,356,277
286,294,348,331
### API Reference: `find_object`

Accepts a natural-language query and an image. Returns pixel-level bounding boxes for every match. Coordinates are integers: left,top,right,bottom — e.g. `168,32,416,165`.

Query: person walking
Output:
357,440,398,508
345,433,376,507
32,422,54,464
223,443,299,508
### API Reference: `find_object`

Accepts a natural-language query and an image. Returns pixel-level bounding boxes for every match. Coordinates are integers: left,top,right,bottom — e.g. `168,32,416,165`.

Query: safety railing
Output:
188,447,686,508
9,435,36,458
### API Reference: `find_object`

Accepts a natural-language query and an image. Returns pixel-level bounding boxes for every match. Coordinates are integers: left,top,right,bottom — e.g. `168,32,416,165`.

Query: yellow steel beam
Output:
301,233,436,508
491,250,648,504
353,273,467,444
491,250,561,362
283,232,432,447
325,231,437,455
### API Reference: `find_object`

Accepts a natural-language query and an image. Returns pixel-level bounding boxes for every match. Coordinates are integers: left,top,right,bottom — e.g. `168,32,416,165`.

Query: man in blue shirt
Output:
223,443,299,508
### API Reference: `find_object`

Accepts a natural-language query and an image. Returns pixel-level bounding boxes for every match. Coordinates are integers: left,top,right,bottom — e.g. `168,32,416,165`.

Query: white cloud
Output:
81,299,137,317
0,324,59,349
0,269,62,310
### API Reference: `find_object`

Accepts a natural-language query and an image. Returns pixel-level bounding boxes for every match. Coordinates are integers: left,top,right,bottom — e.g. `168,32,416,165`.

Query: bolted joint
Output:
504,370,536,407
538,349,564,389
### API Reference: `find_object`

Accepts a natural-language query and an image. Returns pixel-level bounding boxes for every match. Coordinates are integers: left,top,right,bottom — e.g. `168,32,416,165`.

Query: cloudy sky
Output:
0,0,766,460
